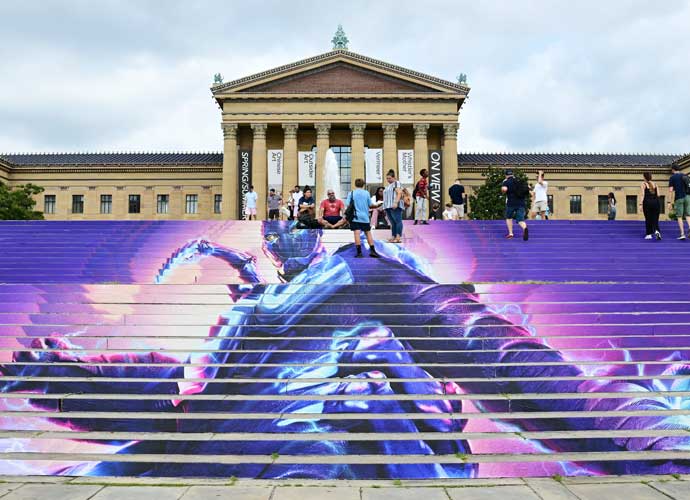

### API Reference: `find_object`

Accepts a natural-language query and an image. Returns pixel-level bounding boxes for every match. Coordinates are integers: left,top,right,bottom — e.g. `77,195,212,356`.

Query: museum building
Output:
1,33,688,221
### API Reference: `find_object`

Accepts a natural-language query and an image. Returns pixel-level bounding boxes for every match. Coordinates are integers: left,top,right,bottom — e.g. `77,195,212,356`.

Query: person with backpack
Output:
383,169,405,243
641,172,661,240
345,178,381,258
668,165,690,240
501,169,529,241
413,169,429,225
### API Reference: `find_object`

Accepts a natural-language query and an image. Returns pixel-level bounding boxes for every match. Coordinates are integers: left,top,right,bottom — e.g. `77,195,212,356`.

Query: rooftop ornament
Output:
457,73,468,85
332,24,349,50
213,73,223,84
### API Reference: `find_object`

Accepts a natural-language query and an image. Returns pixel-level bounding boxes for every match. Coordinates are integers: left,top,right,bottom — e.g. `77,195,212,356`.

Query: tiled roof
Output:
458,152,682,167
0,152,223,166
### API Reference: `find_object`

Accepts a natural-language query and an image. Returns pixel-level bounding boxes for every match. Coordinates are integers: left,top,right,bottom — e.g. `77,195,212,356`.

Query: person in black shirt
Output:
501,169,529,241
448,179,466,220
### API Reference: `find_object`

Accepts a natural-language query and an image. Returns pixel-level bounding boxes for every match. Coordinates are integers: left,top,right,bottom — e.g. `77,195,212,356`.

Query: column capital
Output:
413,123,430,138
443,122,459,138
221,123,238,139
282,123,299,138
382,123,399,138
315,122,331,138
251,123,268,138
349,123,366,138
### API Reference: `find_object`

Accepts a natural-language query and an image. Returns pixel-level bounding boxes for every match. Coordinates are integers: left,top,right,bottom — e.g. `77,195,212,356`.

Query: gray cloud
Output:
1,0,688,154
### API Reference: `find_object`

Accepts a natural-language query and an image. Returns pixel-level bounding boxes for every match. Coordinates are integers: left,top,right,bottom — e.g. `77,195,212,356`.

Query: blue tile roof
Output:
0,152,223,166
458,152,681,166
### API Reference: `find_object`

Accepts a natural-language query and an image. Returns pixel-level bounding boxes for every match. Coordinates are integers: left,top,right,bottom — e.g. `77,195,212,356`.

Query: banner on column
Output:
238,149,252,218
298,151,316,187
365,148,383,184
268,149,283,192
428,150,442,207
398,150,414,185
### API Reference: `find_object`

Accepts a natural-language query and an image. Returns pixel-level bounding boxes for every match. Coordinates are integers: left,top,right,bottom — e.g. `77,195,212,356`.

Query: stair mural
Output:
0,220,689,479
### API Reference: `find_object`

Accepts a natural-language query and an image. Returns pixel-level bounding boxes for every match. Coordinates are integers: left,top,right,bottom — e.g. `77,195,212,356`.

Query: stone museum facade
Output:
1,43,688,221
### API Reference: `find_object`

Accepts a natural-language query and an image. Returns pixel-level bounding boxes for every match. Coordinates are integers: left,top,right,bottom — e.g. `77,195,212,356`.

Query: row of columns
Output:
221,122,459,220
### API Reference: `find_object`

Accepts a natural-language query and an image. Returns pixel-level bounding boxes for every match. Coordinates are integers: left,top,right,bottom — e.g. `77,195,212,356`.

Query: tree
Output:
468,166,531,220
0,182,45,220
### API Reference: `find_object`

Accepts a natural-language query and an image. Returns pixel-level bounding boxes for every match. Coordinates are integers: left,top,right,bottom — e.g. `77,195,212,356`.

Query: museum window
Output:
626,195,637,214
659,195,666,214
100,195,112,214
44,195,56,214
157,194,169,214
185,194,198,214
128,194,141,214
547,195,554,215
331,145,352,198
71,195,84,214
597,195,609,214
214,194,222,214
569,195,582,214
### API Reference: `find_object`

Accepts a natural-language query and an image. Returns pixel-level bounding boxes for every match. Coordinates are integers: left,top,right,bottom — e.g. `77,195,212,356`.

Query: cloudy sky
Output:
1,0,689,154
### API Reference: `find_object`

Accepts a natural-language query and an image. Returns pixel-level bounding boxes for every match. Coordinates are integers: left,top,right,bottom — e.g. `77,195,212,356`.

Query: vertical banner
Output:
298,151,316,187
365,148,383,184
238,149,252,219
267,149,283,192
428,150,442,207
398,150,414,185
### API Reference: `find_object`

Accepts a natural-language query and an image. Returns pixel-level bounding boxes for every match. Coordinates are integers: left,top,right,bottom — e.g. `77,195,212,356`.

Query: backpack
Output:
683,174,690,195
401,187,412,208
514,178,529,199
344,197,356,223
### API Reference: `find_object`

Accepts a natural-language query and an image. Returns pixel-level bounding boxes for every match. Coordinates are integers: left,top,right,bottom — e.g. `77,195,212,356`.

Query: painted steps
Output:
0,220,689,479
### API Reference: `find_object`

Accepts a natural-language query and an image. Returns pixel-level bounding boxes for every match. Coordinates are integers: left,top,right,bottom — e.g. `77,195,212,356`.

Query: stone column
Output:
315,122,331,203
282,123,299,203
443,123,459,205
221,123,238,219
349,123,366,188
382,123,399,178
413,123,430,177
251,123,268,220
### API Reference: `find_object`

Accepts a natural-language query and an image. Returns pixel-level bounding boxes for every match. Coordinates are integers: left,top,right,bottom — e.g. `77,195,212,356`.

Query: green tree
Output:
0,182,45,220
468,166,531,220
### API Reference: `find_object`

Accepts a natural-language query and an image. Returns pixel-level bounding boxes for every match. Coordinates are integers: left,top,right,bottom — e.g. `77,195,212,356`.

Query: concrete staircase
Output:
0,220,689,479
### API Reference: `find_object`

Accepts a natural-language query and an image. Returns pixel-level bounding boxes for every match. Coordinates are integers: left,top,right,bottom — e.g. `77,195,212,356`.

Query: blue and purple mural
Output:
0,220,689,478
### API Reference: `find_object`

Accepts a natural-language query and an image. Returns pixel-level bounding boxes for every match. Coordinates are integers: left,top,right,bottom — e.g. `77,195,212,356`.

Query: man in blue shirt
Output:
668,165,690,240
345,178,381,258
501,169,529,241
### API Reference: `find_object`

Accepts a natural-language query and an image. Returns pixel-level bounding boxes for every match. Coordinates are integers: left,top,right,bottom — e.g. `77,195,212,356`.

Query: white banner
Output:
365,148,383,184
298,151,316,187
267,149,283,191
398,149,414,185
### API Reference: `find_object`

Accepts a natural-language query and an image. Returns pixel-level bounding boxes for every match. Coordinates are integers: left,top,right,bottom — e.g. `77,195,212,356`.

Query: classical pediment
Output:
212,50,469,97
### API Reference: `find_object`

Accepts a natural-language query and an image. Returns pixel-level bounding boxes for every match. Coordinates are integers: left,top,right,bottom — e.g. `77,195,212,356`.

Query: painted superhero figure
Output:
1,220,689,478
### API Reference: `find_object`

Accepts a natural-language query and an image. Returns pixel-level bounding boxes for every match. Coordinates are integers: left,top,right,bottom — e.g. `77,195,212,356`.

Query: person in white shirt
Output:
442,203,459,220
290,185,303,220
530,170,548,219
244,185,258,220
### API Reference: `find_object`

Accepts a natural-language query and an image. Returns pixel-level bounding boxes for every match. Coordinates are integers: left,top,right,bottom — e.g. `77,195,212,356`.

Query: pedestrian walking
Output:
501,170,529,241
413,169,429,225
448,179,466,220
383,169,404,243
345,178,381,258
530,170,548,219
607,193,617,220
641,173,661,240
668,165,690,240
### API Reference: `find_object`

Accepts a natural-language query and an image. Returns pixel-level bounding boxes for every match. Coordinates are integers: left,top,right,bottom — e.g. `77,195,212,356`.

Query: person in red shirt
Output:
318,190,347,229
414,169,429,225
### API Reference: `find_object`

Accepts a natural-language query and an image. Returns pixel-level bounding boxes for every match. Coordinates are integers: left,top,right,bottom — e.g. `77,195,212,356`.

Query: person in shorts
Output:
267,188,282,221
668,165,690,240
530,170,548,219
345,178,380,258
318,190,347,229
501,170,529,241
448,179,465,219
244,185,258,220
